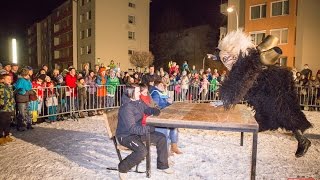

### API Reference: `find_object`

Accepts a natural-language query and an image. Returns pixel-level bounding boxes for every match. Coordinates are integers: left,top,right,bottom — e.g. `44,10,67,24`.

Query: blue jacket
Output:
116,94,158,138
149,86,171,109
14,77,32,95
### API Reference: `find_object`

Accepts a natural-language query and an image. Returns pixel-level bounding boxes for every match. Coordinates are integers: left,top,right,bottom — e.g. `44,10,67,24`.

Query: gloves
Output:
153,108,160,116
148,126,155,133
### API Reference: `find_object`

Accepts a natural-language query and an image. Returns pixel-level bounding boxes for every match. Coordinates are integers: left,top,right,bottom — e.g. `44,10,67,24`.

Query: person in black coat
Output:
116,84,174,178
217,30,312,158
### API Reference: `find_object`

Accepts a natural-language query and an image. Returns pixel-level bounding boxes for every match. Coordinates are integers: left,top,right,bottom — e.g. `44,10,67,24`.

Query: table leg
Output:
146,131,151,178
240,132,244,146
251,131,258,180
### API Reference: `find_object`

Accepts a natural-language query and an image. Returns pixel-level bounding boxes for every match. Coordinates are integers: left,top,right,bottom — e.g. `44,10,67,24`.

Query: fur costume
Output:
217,30,312,157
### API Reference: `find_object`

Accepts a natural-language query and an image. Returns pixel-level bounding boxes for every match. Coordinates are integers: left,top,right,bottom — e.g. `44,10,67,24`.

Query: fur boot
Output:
294,130,311,158
170,143,183,154
0,137,6,145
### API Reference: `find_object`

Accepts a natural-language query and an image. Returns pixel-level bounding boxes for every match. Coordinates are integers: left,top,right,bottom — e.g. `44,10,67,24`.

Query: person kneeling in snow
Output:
116,84,174,179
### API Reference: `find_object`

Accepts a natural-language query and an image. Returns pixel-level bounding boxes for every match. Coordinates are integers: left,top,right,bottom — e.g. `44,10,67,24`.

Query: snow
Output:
1,111,320,180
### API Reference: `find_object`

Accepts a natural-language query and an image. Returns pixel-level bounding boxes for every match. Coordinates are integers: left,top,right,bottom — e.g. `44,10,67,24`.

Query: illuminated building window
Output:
128,15,135,24
128,31,135,40
270,28,288,44
129,2,136,8
250,4,266,20
249,31,266,45
271,0,289,16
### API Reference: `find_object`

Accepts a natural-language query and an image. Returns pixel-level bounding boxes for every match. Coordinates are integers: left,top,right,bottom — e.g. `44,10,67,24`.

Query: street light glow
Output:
227,7,234,13
12,38,17,63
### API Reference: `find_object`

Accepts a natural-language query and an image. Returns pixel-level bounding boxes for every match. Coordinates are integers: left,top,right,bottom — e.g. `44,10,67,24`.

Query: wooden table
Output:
146,102,259,180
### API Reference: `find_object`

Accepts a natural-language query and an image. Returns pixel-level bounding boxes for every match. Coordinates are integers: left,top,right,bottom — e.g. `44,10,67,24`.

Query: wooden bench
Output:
104,109,143,173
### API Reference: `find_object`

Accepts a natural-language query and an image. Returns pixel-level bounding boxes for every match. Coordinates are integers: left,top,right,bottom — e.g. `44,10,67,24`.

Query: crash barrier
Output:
28,84,319,120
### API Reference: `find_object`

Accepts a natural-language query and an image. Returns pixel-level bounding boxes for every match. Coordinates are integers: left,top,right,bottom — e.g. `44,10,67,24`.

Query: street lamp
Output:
227,6,239,30
202,54,215,70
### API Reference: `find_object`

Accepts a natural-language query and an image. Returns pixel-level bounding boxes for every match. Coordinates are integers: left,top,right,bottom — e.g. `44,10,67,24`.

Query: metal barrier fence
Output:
30,84,319,120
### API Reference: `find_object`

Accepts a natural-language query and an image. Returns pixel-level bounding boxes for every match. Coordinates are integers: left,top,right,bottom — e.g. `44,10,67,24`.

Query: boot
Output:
79,112,85,118
170,143,183,154
294,130,311,158
0,137,6,145
5,136,14,142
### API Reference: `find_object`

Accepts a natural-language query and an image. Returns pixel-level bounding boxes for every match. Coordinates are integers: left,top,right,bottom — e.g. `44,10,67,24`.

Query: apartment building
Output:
52,0,78,70
77,0,150,71
27,24,38,67
223,0,320,72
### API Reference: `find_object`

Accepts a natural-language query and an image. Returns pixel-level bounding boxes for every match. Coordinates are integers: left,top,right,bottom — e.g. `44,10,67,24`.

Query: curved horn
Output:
257,35,279,52
260,47,282,65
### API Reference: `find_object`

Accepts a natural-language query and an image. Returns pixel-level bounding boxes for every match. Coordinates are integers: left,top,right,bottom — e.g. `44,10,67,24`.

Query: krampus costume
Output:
217,30,312,158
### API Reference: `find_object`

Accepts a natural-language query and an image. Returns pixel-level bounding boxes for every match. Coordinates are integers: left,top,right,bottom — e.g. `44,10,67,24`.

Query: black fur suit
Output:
220,49,312,157
220,49,312,132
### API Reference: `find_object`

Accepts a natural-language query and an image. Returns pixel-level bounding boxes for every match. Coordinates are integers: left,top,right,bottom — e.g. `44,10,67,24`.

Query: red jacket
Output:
65,73,77,96
32,81,44,99
140,94,151,126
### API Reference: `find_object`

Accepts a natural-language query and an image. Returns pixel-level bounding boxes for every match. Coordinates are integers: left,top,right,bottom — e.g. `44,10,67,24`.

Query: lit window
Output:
250,4,266,20
87,11,91,20
87,28,92,37
249,31,266,45
128,15,135,24
128,31,135,40
271,0,289,16
87,45,91,54
129,2,136,8
270,28,288,44
276,57,287,66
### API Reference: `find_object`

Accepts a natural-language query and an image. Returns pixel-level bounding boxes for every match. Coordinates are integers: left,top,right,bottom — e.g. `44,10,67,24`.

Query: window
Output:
80,30,84,39
54,24,60,33
57,11,60,17
87,0,91,2
250,4,266,20
128,15,135,24
276,57,287,66
128,50,134,55
271,0,289,16
87,45,91,54
86,11,91,20
250,31,266,45
129,2,136,8
81,0,85,6
87,28,92,37
80,14,83,23
270,28,288,44
80,47,84,55
128,31,135,40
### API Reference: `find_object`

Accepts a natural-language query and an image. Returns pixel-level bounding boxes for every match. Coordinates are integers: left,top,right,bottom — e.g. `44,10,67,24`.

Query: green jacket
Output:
107,77,120,96
0,83,15,112
209,78,219,92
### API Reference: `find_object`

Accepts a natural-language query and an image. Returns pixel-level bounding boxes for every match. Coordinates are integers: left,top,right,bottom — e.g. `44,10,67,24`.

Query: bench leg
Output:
240,132,244,146
112,137,122,161
146,131,151,178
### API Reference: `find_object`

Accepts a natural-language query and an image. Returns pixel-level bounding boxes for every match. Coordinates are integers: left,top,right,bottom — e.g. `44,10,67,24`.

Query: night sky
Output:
0,0,227,62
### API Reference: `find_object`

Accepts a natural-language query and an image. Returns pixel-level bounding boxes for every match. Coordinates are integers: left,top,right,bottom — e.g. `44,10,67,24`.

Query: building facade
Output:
77,0,150,71
51,0,77,70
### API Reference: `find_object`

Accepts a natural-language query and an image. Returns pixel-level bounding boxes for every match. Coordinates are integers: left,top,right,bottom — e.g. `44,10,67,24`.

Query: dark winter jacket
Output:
116,94,160,138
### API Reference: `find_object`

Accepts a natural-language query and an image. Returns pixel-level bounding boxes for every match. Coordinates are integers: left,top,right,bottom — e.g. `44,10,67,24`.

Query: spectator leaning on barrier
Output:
14,68,35,131
0,74,15,145
30,74,45,123
106,70,120,107
96,67,108,115
77,77,87,118
85,70,96,116
65,68,78,112
45,76,58,122
300,64,312,80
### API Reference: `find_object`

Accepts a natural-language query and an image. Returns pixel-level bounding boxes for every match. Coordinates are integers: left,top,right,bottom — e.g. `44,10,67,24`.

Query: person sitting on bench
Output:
116,84,174,179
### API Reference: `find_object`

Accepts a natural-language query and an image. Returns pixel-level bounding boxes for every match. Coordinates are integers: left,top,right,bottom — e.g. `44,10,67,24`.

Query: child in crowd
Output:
30,74,46,123
77,77,87,118
106,70,120,107
96,67,107,115
45,76,58,122
85,70,96,116
150,81,183,155
199,73,209,101
0,74,15,145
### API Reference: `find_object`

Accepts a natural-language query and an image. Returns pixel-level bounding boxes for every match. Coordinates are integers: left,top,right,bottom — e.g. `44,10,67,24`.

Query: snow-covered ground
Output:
0,111,319,180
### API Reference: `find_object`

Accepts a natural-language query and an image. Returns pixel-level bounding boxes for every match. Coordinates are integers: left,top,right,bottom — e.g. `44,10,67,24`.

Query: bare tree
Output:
129,51,154,68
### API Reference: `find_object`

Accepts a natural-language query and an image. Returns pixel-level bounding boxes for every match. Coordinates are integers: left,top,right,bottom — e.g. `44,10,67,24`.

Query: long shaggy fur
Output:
220,51,312,132
218,29,255,58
